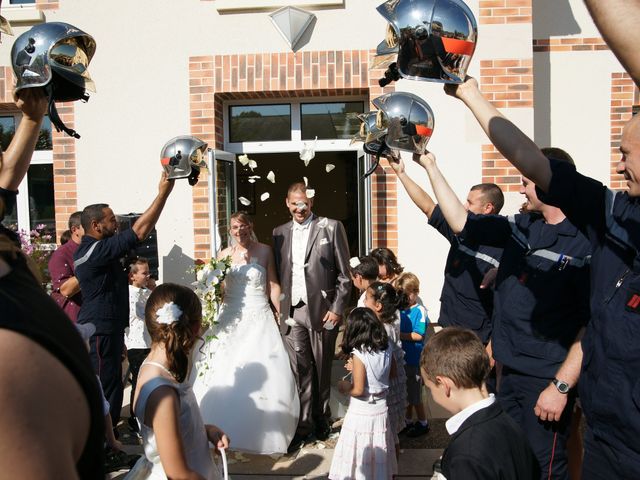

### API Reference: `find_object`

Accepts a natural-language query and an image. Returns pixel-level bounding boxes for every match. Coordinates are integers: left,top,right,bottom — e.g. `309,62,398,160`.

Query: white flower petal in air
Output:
239,196,251,206
238,154,250,166
248,159,258,171
303,176,308,186
306,188,315,198
267,171,276,183
284,318,297,327
247,175,260,184
260,192,270,202
349,257,361,268
299,136,317,166
321,290,327,298
326,164,335,173
279,293,286,301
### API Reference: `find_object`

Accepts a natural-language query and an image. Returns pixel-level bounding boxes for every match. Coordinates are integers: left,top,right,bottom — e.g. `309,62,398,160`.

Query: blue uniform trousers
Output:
499,368,574,480
89,332,125,424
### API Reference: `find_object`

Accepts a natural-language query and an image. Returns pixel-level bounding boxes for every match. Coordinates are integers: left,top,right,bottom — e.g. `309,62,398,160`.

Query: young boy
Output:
124,257,152,433
349,255,380,307
395,272,429,437
421,328,540,479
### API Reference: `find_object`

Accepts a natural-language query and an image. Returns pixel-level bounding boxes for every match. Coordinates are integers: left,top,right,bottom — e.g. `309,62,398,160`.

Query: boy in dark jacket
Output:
421,328,540,479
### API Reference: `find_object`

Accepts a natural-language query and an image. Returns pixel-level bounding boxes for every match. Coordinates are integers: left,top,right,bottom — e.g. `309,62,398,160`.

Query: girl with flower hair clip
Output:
126,283,228,480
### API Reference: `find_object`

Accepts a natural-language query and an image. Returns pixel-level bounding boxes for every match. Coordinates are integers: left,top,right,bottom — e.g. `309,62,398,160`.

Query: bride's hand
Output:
205,425,230,452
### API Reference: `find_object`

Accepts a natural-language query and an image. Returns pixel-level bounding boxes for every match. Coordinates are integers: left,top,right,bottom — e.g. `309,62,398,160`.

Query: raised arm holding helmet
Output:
444,77,552,192
584,0,640,88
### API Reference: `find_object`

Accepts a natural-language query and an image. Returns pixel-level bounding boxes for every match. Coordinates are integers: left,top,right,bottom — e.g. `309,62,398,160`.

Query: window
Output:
229,104,291,142
1,114,55,242
8,0,36,4
301,101,364,140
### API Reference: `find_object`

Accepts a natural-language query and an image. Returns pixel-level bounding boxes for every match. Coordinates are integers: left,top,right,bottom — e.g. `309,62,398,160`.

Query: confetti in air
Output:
306,188,316,198
303,176,308,186
260,192,270,202
239,196,251,206
299,136,317,166
247,175,261,184
238,154,250,166
267,171,276,183
248,159,257,171
325,164,335,173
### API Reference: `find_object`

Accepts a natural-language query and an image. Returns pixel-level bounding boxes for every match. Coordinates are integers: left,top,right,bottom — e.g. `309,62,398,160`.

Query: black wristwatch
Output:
552,378,570,394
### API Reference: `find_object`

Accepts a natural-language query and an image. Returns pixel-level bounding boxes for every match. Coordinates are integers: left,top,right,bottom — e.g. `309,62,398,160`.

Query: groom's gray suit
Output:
273,213,351,438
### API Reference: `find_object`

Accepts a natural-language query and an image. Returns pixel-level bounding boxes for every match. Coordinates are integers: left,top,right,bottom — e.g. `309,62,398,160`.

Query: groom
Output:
273,181,351,452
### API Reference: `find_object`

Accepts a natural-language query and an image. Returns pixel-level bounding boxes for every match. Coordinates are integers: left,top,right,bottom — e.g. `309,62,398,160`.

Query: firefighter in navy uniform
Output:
415,148,591,479
442,74,640,479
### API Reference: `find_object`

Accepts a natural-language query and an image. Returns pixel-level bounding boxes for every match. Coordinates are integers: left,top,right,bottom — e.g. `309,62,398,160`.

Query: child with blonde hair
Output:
126,283,228,480
395,272,430,437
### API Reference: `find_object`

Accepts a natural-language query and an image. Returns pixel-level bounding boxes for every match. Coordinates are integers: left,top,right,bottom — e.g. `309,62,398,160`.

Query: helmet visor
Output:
50,37,96,92
0,15,13,37
190,144,208,169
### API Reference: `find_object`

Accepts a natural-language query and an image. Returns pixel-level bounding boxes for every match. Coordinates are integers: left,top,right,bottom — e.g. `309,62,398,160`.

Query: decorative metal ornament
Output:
269,6,316,51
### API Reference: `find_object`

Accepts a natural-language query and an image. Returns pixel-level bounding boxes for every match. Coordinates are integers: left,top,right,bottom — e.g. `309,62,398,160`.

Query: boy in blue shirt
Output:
396,272,430,437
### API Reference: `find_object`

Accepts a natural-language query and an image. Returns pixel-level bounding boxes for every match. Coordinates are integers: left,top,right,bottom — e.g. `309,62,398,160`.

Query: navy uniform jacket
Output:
429,205,502,343
539,159,640,476
74,228,138,335
462,211,591,379
441,401,540,480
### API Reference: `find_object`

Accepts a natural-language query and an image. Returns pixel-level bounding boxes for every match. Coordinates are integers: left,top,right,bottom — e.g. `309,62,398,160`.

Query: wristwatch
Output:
552,378,570,394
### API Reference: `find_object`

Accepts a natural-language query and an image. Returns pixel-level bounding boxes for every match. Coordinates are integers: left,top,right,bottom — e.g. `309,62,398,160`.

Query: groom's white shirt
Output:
291,216,313,305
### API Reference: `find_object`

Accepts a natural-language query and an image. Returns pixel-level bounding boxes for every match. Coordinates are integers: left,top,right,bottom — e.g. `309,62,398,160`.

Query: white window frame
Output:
4,112,54,239
224,96,367,154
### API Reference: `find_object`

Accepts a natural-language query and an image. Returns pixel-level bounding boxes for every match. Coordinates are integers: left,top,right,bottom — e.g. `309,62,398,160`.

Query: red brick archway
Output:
189,50,397,259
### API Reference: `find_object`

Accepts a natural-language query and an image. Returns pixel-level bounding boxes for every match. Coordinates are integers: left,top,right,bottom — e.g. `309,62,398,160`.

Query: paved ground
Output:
109,359,450,479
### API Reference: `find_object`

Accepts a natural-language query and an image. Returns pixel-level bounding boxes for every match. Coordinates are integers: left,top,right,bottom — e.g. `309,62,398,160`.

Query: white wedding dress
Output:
191,262,300,454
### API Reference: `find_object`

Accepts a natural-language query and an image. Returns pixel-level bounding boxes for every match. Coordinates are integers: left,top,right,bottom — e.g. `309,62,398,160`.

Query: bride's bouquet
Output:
192,256,233,331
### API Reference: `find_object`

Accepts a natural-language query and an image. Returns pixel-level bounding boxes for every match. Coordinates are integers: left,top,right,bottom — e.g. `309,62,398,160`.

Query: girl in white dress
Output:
191,212,300,454
329,307,397,480
125,283,227,480
364,282,410,456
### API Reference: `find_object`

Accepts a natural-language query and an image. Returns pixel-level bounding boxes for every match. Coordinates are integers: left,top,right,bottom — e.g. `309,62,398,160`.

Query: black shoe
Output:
315,423,332,441
406,422,430,438
399,422,412,435
128,416,140,433
104,449,136,473
287,433,309,454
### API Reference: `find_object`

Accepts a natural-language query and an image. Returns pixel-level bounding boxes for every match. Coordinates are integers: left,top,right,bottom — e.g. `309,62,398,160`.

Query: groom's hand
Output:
323,310,342,328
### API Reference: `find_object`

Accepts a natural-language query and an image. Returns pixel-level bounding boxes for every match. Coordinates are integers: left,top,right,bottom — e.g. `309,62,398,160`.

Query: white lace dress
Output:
191,262,300,454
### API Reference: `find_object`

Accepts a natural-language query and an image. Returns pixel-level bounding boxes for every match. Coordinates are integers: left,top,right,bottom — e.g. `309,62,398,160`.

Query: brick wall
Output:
610,72,634,190
189,50,397,260
479,0,531,25
533,37,609,53
52,103,79,237
479,59,533,191
35,0,58,10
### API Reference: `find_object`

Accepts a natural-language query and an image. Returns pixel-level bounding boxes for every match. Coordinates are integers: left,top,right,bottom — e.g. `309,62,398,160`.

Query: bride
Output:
190,212,300,454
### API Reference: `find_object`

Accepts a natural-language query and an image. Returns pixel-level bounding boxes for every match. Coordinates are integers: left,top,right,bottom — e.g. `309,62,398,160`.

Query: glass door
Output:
356,149,372,256
209,150,236,254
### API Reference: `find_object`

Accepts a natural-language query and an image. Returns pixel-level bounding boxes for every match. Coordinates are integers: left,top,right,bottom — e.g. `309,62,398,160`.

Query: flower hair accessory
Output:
349,257,361,268
156,302,183,325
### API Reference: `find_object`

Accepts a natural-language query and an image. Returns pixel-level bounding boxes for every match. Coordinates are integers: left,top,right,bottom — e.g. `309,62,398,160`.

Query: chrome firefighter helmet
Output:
11,22,96,138
372,92,434,154
376,0,477,84
160,136,208,186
